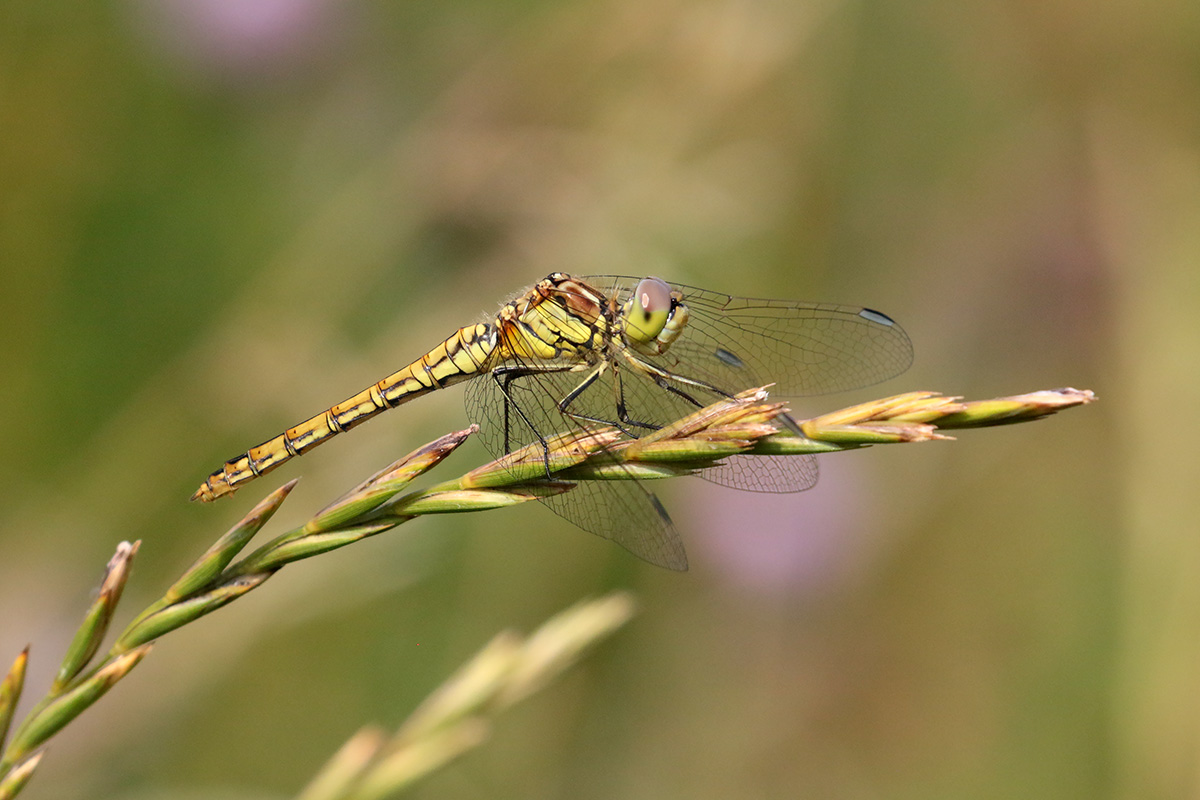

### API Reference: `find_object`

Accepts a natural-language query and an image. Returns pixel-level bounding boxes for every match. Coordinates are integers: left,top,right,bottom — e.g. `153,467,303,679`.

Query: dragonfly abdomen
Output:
192,322,496,502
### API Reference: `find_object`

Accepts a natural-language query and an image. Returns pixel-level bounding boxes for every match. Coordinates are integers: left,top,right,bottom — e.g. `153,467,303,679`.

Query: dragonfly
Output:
193,274,912,570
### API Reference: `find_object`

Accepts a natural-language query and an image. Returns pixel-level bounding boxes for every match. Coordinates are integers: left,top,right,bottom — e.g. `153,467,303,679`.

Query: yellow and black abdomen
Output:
192,322,497,502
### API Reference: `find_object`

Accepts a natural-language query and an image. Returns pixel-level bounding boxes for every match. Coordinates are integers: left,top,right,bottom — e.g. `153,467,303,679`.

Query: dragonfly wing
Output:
567,276,913,497
698,453,819,493
592,358,819,492
463,362,689,570
583,276,914,398
541,471,688,570
555,355,820,493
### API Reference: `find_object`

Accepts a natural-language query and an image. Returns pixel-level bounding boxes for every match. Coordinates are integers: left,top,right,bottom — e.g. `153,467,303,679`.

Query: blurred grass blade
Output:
0,751,43,800
499,591,637,705
303,592,638,800
295,726,388,800
0,649,28,755
354,720,489,800
398,633,522,742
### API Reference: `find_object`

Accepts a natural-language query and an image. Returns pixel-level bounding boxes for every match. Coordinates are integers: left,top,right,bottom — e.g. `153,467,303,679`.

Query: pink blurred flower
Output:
131,0,348,82
680,458,880,596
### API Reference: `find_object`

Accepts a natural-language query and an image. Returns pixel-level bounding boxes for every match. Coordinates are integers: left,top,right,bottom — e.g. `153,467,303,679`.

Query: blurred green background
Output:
1,0,1194,797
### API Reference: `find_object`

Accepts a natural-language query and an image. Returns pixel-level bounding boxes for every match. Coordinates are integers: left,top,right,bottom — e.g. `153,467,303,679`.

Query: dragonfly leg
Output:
491,366,553,454
647,371,707,408
491,364,592,479
627,354,805,435
556,362,651,440
609,362,660,432
642,361,805,435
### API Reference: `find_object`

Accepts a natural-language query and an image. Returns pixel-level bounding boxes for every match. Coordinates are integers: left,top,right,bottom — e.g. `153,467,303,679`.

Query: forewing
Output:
577,275,911,494
584,276,914,398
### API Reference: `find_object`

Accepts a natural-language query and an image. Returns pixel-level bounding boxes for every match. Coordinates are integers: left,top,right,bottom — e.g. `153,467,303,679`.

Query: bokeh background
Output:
1,0,1195,797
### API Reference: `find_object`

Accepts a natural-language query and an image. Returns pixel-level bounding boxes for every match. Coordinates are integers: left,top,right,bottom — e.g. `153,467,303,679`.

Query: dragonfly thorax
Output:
495,274,610,363
496,273,691,367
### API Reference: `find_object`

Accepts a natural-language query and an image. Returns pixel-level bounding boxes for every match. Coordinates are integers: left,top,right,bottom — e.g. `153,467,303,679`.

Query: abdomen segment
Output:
192,322,495,502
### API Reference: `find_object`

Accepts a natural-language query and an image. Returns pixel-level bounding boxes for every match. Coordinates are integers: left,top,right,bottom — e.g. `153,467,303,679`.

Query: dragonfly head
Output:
622,276,688,355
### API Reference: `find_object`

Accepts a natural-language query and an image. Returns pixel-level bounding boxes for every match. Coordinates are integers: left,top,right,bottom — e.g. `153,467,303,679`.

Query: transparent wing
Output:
525,355,821,492
583,275,914,399
698,453,819,493
463,361,689,571
575,275,910,493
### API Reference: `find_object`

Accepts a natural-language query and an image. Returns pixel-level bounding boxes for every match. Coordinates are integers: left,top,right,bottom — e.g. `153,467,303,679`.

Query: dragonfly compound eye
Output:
623,277,672,344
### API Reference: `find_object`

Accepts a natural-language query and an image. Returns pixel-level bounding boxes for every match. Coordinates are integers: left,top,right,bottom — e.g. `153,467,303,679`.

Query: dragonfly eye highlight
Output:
623,277,672,344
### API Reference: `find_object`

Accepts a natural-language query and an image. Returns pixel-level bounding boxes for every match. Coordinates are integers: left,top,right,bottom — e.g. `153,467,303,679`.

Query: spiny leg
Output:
493,365,555,453
556,361,649,439
609,361,660,433
492,363,590,478
636,358,805,436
